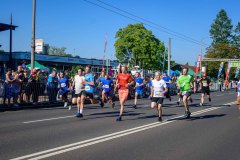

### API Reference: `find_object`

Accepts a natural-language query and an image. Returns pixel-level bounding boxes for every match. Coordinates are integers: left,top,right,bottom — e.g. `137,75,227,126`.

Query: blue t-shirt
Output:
162,76,171,88
135,77,144,90
58,78,69,92
84,73,94,93
47,75,58,88
101,79,113,92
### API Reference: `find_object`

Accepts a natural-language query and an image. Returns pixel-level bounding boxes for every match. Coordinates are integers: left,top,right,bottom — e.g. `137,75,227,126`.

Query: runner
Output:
115,65,134,121
150,72,168,122
199,73,212,106
97,71,106,107
133,72,144,109
81,65,95,117
176,68,196,119
100,74,115,108
162,71,172,101
58,71,70,108
71,68,85,117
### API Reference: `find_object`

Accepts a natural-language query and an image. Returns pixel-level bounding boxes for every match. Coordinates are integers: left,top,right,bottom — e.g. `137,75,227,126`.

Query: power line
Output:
96,0,208,46
83,0,209,46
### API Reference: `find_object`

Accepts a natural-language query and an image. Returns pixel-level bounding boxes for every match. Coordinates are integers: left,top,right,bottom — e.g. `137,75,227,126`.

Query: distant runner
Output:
199,73,212,106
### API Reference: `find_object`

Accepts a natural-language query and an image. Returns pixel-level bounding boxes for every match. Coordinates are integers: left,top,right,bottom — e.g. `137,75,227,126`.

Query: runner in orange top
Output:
116,65,134,121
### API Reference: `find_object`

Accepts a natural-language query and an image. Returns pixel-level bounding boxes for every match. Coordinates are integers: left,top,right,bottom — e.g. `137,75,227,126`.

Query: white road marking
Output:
23,115,74,124
13,101,235,160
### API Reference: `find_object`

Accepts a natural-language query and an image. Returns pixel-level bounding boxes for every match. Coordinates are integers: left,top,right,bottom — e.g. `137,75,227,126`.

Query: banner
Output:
102,32,108,68
225,62,232,80
195,54,201,76
231,62,240,68
217,62,224,78
235,68,240,78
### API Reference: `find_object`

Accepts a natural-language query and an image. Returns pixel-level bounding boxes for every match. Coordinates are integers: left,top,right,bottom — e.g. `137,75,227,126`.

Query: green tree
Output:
114,23,165,70
210,9,233,45
233,22,240,47
206,10,240,78
48,46,80,58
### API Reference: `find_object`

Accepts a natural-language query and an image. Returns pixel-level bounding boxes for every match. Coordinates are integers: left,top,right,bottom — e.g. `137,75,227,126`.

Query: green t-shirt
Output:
177,75,194,91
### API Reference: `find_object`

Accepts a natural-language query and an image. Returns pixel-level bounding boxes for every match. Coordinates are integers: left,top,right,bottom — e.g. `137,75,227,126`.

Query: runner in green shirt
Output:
177,68,196,119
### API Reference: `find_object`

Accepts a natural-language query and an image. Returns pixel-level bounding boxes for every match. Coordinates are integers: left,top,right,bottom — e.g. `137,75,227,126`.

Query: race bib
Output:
136,82,140,86
203,83,208,87
85,86,90,91
154,91,161,97
104,85,109,89
61,83,66,88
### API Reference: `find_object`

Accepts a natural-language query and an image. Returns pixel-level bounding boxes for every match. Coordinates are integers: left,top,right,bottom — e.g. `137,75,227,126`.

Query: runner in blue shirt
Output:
133,72,144,109
162,72,172,101
58,71,70,108
81,65,95,117
100,74,115,108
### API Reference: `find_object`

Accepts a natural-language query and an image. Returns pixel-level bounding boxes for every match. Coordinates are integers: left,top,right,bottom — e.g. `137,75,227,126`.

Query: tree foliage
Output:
210,9,233,45
114,23,165,70
205,9,240,78
48,46,80,58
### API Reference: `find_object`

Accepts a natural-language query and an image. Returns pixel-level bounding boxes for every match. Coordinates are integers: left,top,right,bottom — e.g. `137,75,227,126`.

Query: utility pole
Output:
168,38,171,76
9,14,13,69
31,0,36,71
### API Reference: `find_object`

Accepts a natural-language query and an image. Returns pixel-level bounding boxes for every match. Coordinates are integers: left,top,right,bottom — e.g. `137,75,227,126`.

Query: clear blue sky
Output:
1,0,239,65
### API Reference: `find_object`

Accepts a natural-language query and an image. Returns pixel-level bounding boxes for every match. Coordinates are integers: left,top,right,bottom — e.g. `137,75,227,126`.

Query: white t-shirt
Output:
151,79,167,97
74,75,85,94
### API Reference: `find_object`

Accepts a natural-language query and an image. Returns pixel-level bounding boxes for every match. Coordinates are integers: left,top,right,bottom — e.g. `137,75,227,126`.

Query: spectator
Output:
47,70,58,103
4,68,16,107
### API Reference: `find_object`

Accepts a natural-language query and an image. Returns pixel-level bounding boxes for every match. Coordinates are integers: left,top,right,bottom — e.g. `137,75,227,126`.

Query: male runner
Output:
150,72,168,122
81,65,95,117
199,73,212,106
71,68,85,117
177,68,196,119
100,74,115,108
133,72,144,109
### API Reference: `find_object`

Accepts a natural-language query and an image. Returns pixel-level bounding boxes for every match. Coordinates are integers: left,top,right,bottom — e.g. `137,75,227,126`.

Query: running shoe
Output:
200,103,203,106
76,113,83,118
116,116,122,121
100,102,104,108
184,111,191,119
209,97,211,102
133,105,137,109
68,105,72,110
64,102,68,108
158,116,162,122
177,101,180,106
190,98,193,103
111,102,115,108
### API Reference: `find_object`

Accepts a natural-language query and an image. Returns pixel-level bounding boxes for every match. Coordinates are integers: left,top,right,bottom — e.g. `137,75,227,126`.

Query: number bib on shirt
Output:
153,87,162,97
203,83,208,87
61,83,66,88
103,85,109,89
85,86,90,91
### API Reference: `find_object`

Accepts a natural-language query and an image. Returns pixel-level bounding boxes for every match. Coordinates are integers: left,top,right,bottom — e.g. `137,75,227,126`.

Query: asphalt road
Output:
0,89,239,160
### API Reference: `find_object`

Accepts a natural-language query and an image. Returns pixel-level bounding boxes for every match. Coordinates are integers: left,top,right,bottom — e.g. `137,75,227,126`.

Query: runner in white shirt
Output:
150,72,168,122
71,68,85,117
